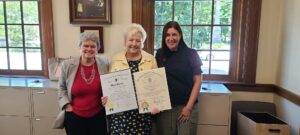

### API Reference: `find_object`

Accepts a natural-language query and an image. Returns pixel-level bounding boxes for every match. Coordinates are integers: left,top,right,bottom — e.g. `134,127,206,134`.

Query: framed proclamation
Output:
100,69,138,115
133,68,172,113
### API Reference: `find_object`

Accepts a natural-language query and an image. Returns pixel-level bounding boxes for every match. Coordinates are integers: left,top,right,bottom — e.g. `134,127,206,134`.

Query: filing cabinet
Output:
195,83,232,135
0,86,65,135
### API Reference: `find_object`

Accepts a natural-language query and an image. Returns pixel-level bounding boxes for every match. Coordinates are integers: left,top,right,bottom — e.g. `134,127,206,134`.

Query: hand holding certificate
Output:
133,67,172,113
100,69,138,115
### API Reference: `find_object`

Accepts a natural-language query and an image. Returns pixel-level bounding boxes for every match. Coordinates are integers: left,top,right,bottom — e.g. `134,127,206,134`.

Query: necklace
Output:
80,64,95,84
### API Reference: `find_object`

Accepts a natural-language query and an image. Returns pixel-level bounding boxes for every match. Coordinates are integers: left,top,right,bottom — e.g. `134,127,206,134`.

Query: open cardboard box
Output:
237,112,290,135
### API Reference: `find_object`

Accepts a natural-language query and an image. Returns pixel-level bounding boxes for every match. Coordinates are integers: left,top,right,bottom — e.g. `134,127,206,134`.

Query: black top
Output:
127,59,141,92
155,46,202,106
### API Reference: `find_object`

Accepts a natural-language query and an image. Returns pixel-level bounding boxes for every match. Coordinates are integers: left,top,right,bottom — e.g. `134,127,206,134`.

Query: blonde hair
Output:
124,23,147,48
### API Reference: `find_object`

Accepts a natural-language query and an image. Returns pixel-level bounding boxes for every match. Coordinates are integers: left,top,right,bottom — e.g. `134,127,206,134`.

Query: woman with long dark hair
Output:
154,21,203,135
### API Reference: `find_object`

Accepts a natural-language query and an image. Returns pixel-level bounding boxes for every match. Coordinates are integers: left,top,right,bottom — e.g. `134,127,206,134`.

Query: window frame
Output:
153,0,233,76
0,0,54,76
132,0,262,84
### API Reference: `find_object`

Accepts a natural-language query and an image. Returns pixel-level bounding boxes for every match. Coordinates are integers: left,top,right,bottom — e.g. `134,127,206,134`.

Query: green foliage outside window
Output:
154,0,233,75
154,0,232,50
0,1,41,70
155,1,172,25
174,1,192,25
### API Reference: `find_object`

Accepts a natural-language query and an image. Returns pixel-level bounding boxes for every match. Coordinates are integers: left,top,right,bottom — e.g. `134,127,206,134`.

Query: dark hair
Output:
158,21,188,63
161,21,187,51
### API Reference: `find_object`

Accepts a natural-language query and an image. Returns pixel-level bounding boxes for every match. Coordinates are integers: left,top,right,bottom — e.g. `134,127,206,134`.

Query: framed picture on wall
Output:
70,0,112,24
80,26,104,53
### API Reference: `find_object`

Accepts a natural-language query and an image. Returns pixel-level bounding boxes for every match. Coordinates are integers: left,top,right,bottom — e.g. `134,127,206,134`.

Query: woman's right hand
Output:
150,106,161,115
65,104,73,112
101,96,108,106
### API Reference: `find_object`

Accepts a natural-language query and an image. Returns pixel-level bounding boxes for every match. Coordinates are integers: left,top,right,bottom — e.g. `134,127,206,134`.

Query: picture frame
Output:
69,0,112,24
80,26,104,53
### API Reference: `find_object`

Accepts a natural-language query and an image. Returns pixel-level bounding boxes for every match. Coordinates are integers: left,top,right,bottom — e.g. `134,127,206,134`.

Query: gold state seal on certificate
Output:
133,67,171,113
100,69,138,115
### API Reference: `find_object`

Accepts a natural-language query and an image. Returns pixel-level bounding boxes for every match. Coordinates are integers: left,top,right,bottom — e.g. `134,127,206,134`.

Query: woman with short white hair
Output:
102,23,159,134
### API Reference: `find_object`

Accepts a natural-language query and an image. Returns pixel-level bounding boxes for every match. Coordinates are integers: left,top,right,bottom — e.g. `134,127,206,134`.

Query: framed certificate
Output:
133,67,172,113
100,69,138,115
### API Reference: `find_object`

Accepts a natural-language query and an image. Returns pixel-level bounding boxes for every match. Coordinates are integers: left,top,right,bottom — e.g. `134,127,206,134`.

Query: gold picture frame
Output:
70,0,112,24
80,26,104,53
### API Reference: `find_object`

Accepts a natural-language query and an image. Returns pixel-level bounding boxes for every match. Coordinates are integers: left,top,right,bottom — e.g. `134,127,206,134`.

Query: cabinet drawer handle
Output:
35,118,41,121
36,91,45,94
268,129,280,133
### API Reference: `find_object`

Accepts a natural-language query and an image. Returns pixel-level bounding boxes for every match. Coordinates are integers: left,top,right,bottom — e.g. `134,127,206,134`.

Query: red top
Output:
71,63,103,118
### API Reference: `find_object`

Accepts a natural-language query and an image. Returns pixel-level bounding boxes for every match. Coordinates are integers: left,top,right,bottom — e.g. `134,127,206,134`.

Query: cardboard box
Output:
237,112,290,135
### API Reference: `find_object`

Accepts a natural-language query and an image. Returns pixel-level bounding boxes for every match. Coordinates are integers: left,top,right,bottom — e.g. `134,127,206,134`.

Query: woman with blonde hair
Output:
102,23,159,134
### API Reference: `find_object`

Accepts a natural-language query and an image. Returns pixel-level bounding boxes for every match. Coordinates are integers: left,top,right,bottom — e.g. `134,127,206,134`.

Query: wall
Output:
275,0,300,134
276,0,300,95
52,0,132,59
257,0,300,93
274,95,300,135
256,0,300,134
256,0,282,84
231,91,274,102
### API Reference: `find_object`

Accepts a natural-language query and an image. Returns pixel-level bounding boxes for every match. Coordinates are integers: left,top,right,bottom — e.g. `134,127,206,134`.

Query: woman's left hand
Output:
178,107,191,123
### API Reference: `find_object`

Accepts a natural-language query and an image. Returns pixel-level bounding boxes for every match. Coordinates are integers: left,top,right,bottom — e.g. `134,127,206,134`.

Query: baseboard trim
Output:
224,83,300,106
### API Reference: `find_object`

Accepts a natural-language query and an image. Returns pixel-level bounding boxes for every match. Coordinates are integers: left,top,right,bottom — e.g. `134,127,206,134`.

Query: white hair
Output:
78,32,101,50
124,23,147,48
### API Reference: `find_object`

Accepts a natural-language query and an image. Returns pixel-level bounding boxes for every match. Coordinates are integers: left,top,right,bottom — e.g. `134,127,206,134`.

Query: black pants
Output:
64,111,108,135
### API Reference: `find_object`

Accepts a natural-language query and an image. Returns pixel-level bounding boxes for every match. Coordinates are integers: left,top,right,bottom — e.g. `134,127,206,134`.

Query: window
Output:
0,0,54,76
154,0,233,76
132,0,262,83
